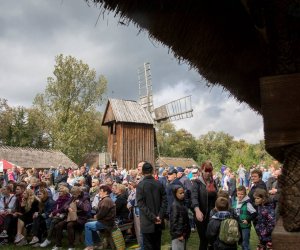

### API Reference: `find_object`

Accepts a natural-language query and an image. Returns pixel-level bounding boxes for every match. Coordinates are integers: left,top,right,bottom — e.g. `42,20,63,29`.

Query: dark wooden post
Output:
260,74,300,249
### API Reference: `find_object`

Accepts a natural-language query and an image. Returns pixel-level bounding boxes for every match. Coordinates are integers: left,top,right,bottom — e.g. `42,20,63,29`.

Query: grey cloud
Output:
0,0,263,143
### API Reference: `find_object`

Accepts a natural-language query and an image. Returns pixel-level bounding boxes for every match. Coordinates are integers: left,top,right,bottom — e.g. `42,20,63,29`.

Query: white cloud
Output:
154,83,264,144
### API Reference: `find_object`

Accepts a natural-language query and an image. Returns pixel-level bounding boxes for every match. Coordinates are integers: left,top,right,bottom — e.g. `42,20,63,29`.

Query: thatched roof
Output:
102,99,154,125
156,156,198,168
87,0,300,114
0,146,77,169
79,152,100,169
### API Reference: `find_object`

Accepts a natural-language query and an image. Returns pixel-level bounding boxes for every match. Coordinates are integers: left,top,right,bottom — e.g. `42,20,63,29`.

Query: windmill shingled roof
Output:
103,99,154,125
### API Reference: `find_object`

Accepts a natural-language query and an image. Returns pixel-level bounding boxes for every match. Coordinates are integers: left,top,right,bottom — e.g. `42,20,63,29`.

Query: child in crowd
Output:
170,186,191,250
253,188,275,250
210,190,231,218
233,186,257,250
206,197,240,250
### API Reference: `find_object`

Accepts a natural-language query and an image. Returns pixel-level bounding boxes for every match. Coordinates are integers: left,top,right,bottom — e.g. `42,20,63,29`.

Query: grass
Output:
3,226,258,250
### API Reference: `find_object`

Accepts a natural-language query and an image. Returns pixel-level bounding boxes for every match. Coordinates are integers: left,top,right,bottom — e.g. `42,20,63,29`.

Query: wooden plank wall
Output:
121,123,154,170
106,122,155,170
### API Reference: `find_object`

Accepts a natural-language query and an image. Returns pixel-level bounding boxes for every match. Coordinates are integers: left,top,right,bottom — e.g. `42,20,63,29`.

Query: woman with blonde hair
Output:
28,188,54,246
14,188,39,245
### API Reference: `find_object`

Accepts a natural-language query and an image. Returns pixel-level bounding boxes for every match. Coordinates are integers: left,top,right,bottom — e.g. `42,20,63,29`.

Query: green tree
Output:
197,131,234,169
33,54,107,163
155,122,198,160
0,99,49,148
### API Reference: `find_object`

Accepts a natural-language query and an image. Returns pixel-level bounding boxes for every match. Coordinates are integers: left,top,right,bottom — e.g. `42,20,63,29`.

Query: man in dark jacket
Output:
136,162,167,250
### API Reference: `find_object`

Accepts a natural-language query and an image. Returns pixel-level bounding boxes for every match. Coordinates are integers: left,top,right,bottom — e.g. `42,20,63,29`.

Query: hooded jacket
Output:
233,195,257,229
169,187,191,240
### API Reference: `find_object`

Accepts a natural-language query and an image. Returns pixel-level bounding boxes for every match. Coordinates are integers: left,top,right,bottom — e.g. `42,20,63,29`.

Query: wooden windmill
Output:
101,63,193,170
138,62,193,123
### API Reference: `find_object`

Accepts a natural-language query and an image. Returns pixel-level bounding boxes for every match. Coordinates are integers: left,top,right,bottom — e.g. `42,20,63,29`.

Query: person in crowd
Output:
190,168,199,180
253,189,275,250
177,167,193,195
28,188,54,246
84,185,116,250
27,176,41,195
136,162,167,250
266,169,281,214
136,161,145,178
126,169,138,183
222,168,230,192
80,165,92,188
233,186,257,250
209,190,231,218
262,167,271,184
206,197,240,250
191,161,218,250
236,164,247,187
115,183,130,225
158,170,168,191
76,176,90,193
127,180,142,245
51,186,91,250
89,179,100,202
166,168,184,218
54,166,68,189
0,185,17,239
8,165,19,182
40,186,71,248
16,167,28,183
14,189,39,245
248,170,267,207
170,186,191,250
228,172,237,206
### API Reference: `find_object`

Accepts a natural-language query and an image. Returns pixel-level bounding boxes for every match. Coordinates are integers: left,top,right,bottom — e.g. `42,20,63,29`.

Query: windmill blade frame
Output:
154,95,193,123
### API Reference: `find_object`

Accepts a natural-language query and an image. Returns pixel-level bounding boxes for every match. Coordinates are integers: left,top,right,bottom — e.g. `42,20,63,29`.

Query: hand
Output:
68,207,73,212
242,220,248,224
75,199,79,203
33,212,38,218
195,208,204,222
49,213,53,218
154,216,161,224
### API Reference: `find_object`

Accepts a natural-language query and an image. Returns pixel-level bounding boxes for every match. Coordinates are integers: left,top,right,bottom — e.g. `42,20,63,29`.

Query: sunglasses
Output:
204,169,212,173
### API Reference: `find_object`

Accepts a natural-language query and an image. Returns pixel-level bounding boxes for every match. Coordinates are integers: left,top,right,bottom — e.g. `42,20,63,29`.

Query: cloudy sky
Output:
0,0,264,143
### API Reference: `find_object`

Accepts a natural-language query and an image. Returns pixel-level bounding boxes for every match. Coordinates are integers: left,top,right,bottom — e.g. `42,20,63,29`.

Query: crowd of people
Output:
0,160,281,250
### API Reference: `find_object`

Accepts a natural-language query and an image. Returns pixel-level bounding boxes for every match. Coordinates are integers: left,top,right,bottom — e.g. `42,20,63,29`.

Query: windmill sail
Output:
137,62,193,123
138,62,154,115
154,95,193,122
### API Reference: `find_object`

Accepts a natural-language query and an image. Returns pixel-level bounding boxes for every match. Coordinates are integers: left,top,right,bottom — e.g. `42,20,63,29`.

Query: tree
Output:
155,122,198,160
33,54,107,163
0,99,49,148
197,131,234,168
